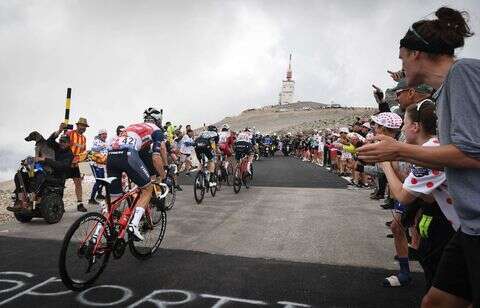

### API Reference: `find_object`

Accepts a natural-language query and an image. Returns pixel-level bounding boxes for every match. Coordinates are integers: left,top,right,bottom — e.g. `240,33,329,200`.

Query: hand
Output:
357,135,401,163
372,84,384,103
387,70,405,82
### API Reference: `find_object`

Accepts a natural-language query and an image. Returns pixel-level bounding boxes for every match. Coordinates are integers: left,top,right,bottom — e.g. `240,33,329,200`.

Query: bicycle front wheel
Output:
129,205,167,260
194,172,205,204
59,212,112,291
165,178,176,211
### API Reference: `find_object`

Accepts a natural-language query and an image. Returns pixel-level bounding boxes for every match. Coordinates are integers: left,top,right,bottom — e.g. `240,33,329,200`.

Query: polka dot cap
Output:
371,112,403,129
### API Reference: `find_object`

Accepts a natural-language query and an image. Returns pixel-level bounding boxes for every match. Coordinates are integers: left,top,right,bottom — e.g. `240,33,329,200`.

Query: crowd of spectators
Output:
280,6,480,307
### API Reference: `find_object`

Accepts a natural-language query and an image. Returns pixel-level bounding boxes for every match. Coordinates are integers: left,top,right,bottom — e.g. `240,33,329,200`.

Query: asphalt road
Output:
0,155,424,307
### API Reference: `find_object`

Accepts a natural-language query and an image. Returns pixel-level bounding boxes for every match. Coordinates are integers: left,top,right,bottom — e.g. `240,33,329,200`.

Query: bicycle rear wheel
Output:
233,169,241,193
59,212,112,291
210,173,218,197
226,163,234,186
194,172,205,204
129,204,167,260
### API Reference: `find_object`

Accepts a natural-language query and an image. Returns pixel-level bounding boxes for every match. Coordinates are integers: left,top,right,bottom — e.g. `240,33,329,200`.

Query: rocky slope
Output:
212,102,375,134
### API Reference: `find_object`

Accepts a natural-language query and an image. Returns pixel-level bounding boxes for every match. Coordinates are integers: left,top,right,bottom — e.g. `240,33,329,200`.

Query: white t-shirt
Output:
179,135,194,155
403,137,460,231
236,131,253,143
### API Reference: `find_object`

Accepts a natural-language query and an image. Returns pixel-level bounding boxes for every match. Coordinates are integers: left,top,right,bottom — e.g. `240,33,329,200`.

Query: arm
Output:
398,143,480,169
380,162,416,205
358,135,480,169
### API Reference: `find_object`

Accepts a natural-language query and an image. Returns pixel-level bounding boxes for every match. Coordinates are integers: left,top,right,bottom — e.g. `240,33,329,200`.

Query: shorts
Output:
235,141,252,161
66,166,81,179
195,146,214,163
219,143,233,157
401,199,422,228
107,149,151,195
139,149,158,176
432,230,480,303
341,151,352,160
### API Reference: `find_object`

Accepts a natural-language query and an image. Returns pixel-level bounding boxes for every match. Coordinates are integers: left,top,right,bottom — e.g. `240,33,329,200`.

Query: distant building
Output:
278,54,295,105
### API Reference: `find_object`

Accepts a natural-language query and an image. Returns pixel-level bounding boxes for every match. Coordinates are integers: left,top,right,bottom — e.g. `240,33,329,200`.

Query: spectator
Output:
66,117,89,212
88,129,108,205
358,7,480,307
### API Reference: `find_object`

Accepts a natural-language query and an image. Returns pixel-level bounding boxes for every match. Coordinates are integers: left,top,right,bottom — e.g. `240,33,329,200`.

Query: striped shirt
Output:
67,130,87,164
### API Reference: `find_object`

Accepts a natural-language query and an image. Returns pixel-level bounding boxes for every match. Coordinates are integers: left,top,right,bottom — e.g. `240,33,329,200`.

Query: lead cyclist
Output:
107,107,168,241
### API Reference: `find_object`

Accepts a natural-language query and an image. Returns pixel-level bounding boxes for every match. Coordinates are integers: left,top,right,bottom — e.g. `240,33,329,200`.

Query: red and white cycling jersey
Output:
110,122,161,151
236,131,253,143
218,131,234,145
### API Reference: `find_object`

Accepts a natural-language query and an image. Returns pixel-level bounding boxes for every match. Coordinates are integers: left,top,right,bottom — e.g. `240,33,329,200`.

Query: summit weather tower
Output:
278,54,295,105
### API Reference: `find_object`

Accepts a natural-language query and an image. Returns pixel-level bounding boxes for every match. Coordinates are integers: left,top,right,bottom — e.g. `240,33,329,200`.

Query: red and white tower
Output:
279,54,295,105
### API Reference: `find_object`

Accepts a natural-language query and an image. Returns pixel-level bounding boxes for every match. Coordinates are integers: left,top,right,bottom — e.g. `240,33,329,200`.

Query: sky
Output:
1,0,479,179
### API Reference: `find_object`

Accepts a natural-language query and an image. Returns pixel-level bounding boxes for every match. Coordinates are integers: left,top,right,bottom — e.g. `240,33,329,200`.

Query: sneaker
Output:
383,274,412,287
77,203,88,212
381,198,395,209
385,220,392,227
88,199,99,205
128,224,144,241
370,194,385,200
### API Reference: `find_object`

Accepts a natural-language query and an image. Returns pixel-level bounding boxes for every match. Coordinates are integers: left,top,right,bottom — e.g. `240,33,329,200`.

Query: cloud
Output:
1,0,479,157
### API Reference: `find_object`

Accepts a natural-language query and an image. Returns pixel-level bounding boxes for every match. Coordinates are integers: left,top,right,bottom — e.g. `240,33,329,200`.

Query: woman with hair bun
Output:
358,6,480,307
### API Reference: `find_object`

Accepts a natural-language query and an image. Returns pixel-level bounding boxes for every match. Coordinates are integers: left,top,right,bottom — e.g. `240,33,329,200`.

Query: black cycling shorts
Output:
195,146,214,163
139,149,158,176
235,141,252,161
107,149,151,194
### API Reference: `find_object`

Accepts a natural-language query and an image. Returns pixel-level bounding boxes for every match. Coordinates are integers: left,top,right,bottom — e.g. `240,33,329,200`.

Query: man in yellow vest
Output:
65,117,89,212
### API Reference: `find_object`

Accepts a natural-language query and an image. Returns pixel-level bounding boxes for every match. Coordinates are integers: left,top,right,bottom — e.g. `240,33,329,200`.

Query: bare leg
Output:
421,287,470,308
73,177,83,202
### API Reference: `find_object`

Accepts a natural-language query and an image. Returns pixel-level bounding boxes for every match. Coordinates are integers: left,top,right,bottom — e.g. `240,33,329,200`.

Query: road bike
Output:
216,153,234,188
193,153,217,204
163,163,177,210
233,153,253,193
59,177,168,291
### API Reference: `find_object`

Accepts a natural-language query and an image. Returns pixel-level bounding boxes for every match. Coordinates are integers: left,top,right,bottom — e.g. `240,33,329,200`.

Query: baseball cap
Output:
339,127,349,134
98,128,107,135
371,112,403,129
391,78,433,95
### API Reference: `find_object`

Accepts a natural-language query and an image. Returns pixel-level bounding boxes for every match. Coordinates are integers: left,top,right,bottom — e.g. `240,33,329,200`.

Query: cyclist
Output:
194,125,220,187
107,107,168,241
218,124,234,158
235,127,255,174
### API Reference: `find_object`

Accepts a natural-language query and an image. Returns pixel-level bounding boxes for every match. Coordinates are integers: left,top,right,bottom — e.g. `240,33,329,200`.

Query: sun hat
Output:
371,112,403,129
76,117,89,127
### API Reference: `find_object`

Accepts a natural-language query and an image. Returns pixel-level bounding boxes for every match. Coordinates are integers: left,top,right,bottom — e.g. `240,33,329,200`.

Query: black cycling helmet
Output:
143,107,162,125
207,125,217,132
